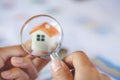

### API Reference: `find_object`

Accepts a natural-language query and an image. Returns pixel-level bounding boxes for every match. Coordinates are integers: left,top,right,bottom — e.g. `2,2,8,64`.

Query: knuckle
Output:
13,68,30,80
13,67,21,71
30,72,38,80
9,68,23,77
25,75,30,80
13,68,22,74
33,74,38,80
23,57,31,66
77,50,85,54
72,51,94,67
73,51,86,58
19,76,29,80
54,69,72,80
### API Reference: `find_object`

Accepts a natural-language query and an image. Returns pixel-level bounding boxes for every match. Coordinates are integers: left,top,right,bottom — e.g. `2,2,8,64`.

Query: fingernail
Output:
13,57,23,64
51,60,62,72
1,71,10,76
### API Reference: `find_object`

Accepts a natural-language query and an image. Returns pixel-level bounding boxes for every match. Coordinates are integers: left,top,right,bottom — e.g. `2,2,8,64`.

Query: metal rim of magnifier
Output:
20,14,63,58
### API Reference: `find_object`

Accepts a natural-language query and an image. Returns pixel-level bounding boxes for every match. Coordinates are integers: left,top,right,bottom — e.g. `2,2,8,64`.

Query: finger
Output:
32,57,50,71
0,58,4,68
0,39,32,62
63,51,100,80
64,51,94,69
0,45,27,61
0,45,27,69
1,68,29,80
100,74,111,80
25,54,50,71
51,60,73,80
0,40,31,68
24,40,32,52
22,54,50,71
12,55,50,72
11,57,38,79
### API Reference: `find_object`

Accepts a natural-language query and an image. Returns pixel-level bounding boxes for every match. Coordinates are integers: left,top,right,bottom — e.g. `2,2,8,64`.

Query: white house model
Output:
29,22,59,54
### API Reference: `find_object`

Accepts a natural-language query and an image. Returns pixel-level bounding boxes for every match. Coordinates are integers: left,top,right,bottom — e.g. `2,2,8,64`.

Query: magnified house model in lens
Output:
29,22,59,54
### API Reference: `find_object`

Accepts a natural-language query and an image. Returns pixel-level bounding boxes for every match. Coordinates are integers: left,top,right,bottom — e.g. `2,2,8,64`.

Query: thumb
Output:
51,60,73,80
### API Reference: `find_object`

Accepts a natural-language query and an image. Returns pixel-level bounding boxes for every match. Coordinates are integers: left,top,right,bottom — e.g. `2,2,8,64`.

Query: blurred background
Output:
0,0,120,80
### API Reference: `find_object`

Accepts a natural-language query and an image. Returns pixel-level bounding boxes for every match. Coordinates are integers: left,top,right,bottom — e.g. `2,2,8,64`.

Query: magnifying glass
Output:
20,14,63,60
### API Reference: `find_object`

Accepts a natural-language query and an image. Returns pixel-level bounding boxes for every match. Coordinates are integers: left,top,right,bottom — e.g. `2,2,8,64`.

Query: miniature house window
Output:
36,34,45,42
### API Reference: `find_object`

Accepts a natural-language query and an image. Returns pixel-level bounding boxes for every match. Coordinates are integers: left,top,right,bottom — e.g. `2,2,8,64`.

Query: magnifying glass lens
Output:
20,15,63,58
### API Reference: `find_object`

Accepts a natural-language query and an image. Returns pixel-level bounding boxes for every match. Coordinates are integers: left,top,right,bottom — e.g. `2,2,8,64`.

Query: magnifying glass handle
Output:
50,53,61,60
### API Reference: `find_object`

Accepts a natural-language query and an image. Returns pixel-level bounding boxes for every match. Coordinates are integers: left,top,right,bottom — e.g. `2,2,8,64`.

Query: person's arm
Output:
51,51,111,80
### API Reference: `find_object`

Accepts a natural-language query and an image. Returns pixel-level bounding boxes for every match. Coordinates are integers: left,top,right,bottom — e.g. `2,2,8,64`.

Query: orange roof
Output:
29,22,59,37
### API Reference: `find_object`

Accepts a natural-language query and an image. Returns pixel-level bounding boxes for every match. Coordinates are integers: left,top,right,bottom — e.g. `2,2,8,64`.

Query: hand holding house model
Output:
29,22,60,56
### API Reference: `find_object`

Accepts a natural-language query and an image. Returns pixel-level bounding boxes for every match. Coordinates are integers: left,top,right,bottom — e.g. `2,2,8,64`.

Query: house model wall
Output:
29,22,59,55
